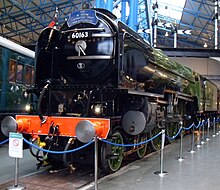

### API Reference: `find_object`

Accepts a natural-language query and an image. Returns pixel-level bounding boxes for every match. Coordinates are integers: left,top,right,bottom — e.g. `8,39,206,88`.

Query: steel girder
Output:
138,0,152,43
154,0,217,48
0,0,95,45
0,0,217,48
95,0,151,41
96,0,138,29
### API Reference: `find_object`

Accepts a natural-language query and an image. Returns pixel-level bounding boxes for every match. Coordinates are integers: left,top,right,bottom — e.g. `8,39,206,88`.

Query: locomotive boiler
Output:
1,8,218,173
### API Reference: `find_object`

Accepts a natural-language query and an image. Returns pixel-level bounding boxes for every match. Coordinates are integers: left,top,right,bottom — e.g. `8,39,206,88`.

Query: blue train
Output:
0,36,35,140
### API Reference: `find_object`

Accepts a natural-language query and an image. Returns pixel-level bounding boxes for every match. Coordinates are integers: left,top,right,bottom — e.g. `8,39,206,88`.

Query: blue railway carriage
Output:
0,36,35,140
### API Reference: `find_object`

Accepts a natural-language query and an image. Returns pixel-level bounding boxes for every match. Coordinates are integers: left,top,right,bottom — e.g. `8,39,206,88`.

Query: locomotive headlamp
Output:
93,104,103,115
25,104,31,111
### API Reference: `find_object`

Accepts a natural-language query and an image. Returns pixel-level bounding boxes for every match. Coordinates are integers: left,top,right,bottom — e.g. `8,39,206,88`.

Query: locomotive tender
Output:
1,8,218,172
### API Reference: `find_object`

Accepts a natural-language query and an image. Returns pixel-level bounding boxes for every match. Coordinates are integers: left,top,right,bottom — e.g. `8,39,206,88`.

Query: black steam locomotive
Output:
1,8,218,173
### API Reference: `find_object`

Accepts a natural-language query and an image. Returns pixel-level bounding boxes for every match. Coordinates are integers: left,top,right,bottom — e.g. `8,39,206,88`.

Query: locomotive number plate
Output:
72,32,91,39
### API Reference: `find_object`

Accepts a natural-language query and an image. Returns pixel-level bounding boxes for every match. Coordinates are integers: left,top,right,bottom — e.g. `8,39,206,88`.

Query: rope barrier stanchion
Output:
196,120,202,148
154,129,168,177
176,121,184,162
201,119,205,145
216,117,219,135
8,133,25,190
189,122,195,153
8,158,25,190
212,117,216,137
216,117,219,134
206,118,210,141
94,135,98,190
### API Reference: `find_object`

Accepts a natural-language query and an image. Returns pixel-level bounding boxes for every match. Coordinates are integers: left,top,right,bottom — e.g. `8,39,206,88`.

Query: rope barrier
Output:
165,126,182,141
195,121,202,129
24,121,199,151
0,117,214,153
183,123,195,131
23,138,94,154
1,115,219,189
101,131,162,147
0,138,9,145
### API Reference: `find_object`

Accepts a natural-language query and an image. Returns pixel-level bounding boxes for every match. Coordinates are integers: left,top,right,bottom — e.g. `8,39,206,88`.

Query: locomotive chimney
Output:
82,2,90,10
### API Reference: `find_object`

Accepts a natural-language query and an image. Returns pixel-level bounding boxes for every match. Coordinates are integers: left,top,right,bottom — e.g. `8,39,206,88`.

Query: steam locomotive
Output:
1,8,218,173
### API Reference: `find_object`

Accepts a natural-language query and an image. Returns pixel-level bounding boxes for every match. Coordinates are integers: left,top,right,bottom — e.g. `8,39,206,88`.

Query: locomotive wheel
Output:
149,127,161,151
165,122,178,144
135,135,148,159
101,130,124,173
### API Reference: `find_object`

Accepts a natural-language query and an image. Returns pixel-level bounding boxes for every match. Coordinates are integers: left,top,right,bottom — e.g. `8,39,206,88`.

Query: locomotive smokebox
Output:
1,116,18,137
122,111,146,135
38,27,61,52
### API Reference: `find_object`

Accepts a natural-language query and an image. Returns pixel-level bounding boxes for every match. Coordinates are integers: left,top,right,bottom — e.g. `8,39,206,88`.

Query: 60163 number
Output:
72,32,89,39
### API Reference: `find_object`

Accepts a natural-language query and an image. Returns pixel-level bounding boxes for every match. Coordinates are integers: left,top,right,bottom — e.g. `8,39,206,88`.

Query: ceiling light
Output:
165,31,169,37
204,43,207,48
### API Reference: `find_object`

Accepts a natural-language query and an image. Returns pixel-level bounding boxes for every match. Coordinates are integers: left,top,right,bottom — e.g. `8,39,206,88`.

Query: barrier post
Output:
201,119,205,144
216,117,219,135
94,135,98,190
177,121,184,162
154,129,168,177
189,122,195,153
13,158,24,190
212,117,216,137
196,120,202,148
7,158,25,190
206,118,210,141
7,132,25,190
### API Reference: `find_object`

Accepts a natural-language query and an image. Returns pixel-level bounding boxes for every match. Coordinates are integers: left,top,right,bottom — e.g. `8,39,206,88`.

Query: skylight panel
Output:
153,0,186,21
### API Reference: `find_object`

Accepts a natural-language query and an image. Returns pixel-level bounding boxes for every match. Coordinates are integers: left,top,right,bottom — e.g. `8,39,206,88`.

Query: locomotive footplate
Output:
51,85,128,96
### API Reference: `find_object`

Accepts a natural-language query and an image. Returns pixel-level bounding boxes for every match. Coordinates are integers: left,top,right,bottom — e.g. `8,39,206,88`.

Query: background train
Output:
1,8,218,173
0,36,35,141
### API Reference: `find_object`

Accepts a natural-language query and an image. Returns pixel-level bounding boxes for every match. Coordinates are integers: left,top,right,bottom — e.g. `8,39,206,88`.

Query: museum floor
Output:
91,132,220,190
